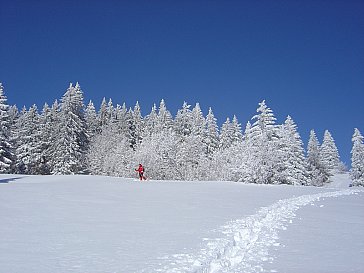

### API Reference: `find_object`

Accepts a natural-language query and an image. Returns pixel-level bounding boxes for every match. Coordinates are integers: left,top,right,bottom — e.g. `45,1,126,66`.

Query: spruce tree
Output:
156,99,173,131
307,129,329,186
37,103,53,174
52,83,88,174
114,103,129,135
174,102,201,180
244,100,279,184
231,115,243,143
107,98,114,122
320,130,340,172
219,118,233,149
350,128,364,186
174,102,192,137
45,100,61,173
14,105,42,174
144,104,158,137
0,83,14,173
98,97,109,128
85,100,99,138
274,116,307,185
129,101,144,150
204,107,219,157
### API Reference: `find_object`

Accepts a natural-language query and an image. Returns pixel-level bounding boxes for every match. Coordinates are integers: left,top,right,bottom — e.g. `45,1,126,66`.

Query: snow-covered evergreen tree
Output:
239,100,279,184
307,130,320,168
113,103,129,135
36,103,53,174
85,100,99,138
144,104,158,137
0,83,14,173
231,115,243,143
129,101,144,150
44,100,61,173
156,99,173,131
173,102,204,180
273,116,307,185
350,128,364,186
52,83,88,174
320,130,340,172
107,98,114,122
174,102,192,137
14,105,42,174
191,103,206,136
307,129,329,186
8,105,19,173
98,97,109,128
204,107,219,157
219,118,233,149
8,105,18,127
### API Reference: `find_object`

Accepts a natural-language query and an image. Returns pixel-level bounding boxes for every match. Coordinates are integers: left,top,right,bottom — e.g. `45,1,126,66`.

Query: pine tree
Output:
191,103,206,136
144,104,158,137
350,128,364,186
242,100,279,184
37,103,53,174
114,103,129,135
45,100,61,173
129,101,144,150
98,97,108,128
274,116,307,185
52,83,88,174
174,102,192,137
85,100,99,138
219,118,233,149
320,130,340,172
8,105,19,127
231,115,243,143
107,98,114,122
307,129,329,186
204,107,219,157
156,99,173,131
14,105,42,174
0,83,14,173
13,107,26,173
217,121,251,182
8,105,19,173
174,102,205,180
189,103,207,179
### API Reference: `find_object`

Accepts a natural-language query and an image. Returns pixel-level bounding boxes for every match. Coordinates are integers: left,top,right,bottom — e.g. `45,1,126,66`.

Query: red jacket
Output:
136,165,144,173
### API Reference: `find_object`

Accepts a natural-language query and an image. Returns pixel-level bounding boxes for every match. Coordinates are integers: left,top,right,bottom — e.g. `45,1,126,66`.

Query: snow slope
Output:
0,174,363,273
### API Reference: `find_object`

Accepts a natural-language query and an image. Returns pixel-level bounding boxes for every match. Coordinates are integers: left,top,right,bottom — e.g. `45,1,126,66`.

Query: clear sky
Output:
1,0,363,165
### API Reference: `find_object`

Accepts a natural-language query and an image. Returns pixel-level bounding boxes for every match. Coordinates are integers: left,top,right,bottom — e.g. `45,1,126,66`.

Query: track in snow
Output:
140,188,363,273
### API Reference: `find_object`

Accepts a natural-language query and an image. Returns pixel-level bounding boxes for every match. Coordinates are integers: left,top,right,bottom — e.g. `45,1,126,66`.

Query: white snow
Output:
0,174,363,273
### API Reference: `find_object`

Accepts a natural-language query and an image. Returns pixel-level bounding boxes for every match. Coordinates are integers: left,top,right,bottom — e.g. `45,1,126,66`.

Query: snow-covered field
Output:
0,174,363,273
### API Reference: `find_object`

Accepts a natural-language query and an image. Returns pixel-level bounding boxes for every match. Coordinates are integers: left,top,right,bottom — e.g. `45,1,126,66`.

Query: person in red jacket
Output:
135,163,146,181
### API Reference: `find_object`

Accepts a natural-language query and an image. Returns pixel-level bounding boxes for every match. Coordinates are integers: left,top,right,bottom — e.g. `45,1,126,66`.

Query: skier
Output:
135,163,147,181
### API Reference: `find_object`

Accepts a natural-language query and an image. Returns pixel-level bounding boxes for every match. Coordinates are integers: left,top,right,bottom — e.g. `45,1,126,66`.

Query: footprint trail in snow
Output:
140,188,363,273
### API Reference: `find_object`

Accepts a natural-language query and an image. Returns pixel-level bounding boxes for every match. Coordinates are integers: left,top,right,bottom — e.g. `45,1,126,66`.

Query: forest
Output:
1,82,363,186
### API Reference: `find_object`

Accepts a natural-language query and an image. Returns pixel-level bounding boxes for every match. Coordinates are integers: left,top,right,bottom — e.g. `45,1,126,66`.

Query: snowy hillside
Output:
0,174,363,273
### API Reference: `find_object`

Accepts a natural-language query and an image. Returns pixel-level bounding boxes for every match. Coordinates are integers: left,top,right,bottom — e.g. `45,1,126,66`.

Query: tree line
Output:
0,82,363,186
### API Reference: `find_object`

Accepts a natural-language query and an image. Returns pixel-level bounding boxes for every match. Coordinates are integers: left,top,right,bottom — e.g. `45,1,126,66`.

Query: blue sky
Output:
1,0,363,165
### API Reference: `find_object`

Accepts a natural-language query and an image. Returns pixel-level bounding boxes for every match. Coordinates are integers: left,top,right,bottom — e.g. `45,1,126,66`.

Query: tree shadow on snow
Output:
0,177,24,184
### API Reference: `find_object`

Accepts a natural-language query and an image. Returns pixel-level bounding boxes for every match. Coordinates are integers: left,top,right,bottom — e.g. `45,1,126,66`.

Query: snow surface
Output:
0,174,363,273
